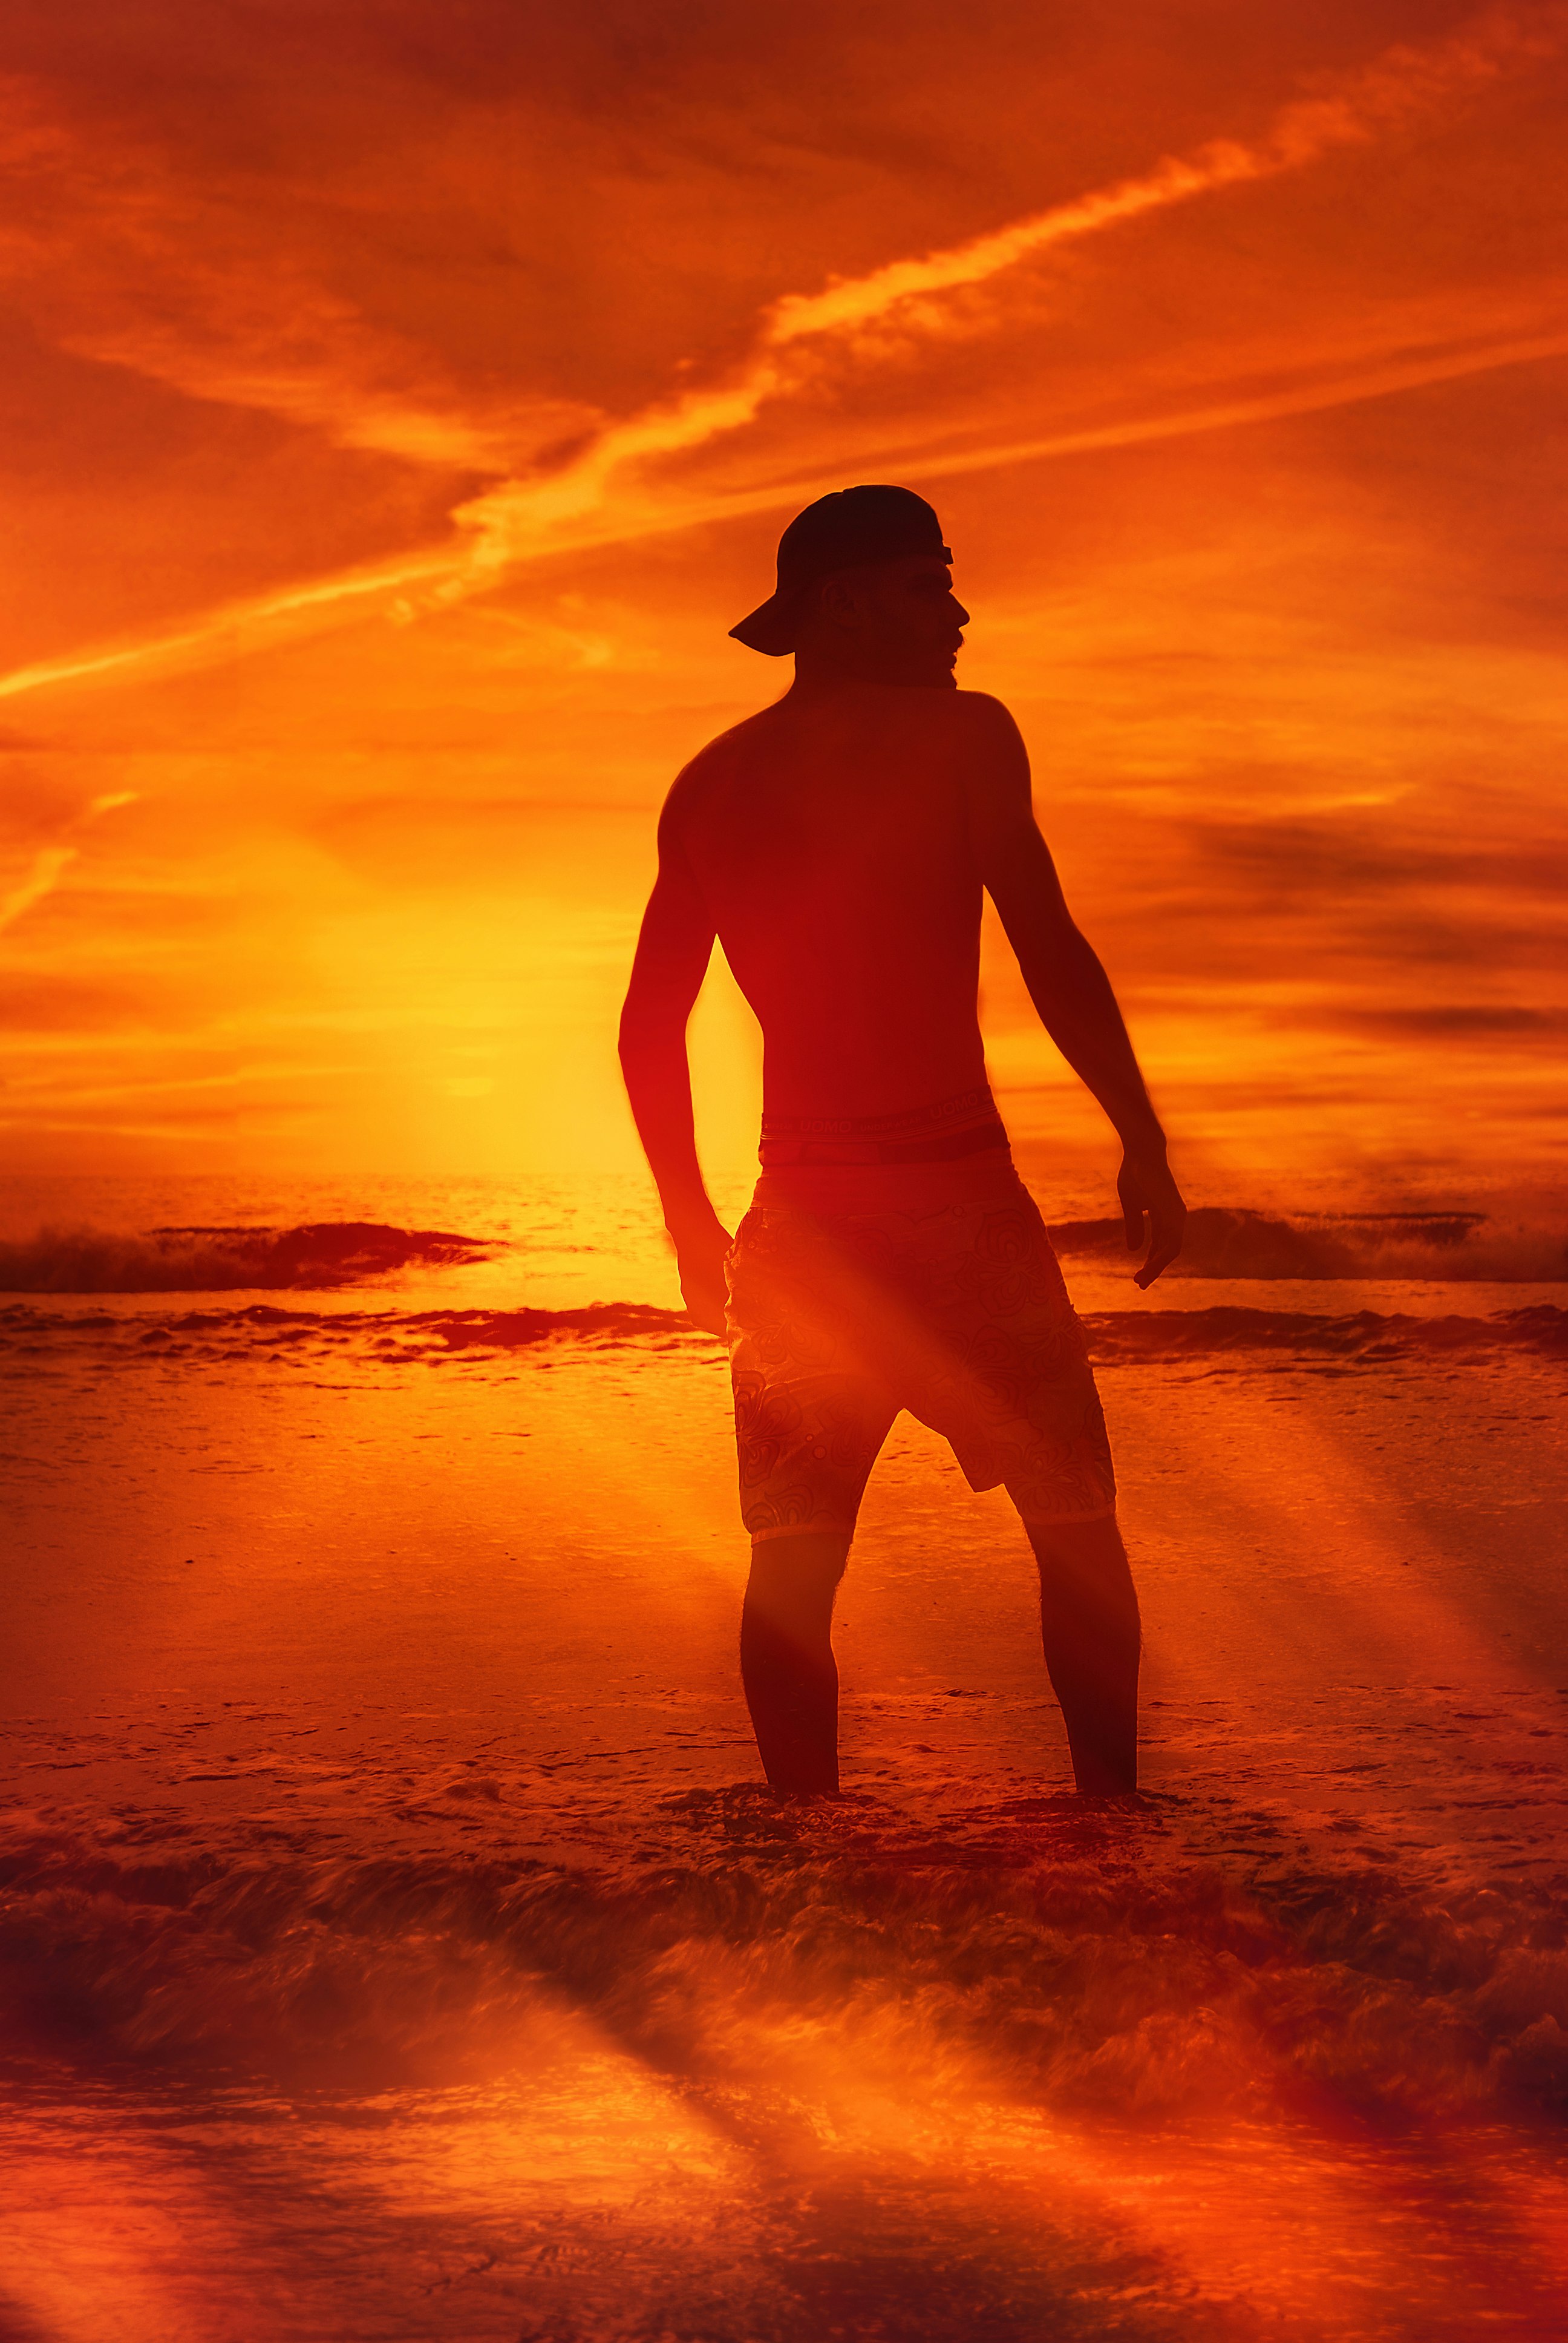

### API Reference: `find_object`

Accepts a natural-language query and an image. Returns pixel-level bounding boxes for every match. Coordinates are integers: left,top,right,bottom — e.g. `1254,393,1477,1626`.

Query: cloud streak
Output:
1,3,1561,706
460,4,1567,569
760,19,1524,348
0,75,596,473
0,792,139,936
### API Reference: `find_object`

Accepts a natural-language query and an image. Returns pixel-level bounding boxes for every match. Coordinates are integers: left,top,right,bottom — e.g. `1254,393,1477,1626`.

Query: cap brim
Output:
728,588,806,656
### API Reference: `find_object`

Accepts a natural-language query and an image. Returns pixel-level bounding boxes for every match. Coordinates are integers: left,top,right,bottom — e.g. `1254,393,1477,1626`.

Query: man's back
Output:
669,683,1002,1121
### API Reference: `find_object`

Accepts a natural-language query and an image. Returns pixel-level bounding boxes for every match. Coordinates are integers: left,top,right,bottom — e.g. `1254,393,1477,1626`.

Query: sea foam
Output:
0,1220,497,1293
3,1796,1566,2124
2,1297,1563,1368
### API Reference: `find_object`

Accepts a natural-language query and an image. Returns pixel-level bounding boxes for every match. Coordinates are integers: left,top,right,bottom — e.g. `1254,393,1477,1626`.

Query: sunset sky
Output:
2,0,1565,1208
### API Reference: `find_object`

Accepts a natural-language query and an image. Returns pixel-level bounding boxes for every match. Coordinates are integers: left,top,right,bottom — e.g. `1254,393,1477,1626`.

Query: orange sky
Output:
1,1,1565,1208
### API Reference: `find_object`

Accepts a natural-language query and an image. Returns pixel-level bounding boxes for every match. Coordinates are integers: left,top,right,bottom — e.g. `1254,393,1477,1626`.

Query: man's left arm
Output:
963,697,1186,1288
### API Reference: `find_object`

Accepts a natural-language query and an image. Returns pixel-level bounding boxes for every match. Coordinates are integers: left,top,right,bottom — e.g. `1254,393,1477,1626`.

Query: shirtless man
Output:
619,485,1185,1799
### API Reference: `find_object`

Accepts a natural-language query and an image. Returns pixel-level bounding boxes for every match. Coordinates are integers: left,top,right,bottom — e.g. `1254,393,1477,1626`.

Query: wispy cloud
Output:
886,326,1568,492
1,4,1561,706
459,4,1568,569
760,5,1558,347
0,75,598,472
0,792,139,935
0,846,79,937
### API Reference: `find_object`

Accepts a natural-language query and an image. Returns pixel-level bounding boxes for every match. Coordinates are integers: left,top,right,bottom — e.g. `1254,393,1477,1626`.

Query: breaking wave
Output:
3,1208,1556,1302
1046,1206,1568,1282
0,1297,689,1363
1085,1301,1568,1363
0,1220,498,1293
1,1299,1563,1369
2,1206,1563,1298
3,1796,1567,2125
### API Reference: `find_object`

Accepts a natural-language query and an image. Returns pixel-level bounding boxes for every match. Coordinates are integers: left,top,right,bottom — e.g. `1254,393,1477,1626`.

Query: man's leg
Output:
741,1532,852,1797
1022,1514,1141,1795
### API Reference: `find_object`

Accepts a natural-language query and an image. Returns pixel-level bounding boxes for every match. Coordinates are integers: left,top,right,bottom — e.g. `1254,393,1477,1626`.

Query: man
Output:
619,485,1184,1800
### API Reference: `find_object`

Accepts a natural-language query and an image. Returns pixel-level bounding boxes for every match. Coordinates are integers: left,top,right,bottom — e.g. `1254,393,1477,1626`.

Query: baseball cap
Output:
729,485,952,655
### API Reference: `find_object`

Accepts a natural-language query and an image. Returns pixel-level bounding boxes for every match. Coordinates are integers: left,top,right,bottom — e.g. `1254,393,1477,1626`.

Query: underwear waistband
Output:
759,1086,1007,1167
752,1149,1022,1217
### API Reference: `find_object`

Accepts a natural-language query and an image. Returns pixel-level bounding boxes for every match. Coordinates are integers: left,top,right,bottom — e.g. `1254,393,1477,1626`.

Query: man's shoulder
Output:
659,707,775,833
947,687,1022,738
685,703,781,773
875,686,1022,752
949,688,1028,764
662,690,1021,818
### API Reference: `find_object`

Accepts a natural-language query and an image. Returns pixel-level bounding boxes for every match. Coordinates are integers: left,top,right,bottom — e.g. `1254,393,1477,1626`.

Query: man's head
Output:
730,485,969,689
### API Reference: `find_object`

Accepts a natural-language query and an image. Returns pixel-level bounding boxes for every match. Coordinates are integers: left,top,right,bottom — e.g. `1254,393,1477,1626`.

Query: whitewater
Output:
3,1172,1567,2340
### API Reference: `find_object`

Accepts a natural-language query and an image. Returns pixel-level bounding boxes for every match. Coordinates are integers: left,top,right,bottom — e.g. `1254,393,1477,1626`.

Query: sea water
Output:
2,1174,1567,2340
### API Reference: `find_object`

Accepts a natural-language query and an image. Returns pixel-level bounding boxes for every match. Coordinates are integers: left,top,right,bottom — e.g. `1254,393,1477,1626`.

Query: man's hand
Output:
675,1224,732,1337
1119,1150,1186,1289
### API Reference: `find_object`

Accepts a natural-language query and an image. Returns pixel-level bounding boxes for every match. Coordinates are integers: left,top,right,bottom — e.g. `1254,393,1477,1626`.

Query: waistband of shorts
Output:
751,1149,1024,1216
758,1086,1008,1168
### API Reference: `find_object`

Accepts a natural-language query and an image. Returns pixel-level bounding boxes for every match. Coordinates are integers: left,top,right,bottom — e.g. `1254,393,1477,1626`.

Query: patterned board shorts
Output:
724,1168,1116,1543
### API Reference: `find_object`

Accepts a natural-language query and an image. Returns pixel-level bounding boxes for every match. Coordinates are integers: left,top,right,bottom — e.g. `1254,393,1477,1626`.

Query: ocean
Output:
3,1171,1567,2341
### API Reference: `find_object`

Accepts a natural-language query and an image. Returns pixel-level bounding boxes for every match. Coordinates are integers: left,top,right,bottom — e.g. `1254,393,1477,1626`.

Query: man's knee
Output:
746,1529,852,1582
745,1531,851,1633
1024,1514,1139,1620
1023,1512,1126,1568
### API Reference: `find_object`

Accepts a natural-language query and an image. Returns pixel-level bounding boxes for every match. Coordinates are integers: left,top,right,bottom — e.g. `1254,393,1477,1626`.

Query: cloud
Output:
0,973,163,1032
1189,809,1568,903
0,73,600,472
1328,1006,1568,1035
2,4,1562,706
0,844,77,935
758,8,1543,349
457,3,1568,568
0,788,139,933
8,324,1558,709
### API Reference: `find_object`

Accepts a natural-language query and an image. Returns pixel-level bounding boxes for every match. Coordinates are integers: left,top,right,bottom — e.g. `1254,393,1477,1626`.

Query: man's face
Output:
814,555,970,687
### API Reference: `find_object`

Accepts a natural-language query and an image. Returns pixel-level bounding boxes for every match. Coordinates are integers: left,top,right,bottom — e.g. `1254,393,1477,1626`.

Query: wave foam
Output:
2,1299,1562,1367
0,1221,497,1293
1047,1207,1568,1282
3,1205,1563,1295
1082,1301,1568,1363
2,1799,1566,2124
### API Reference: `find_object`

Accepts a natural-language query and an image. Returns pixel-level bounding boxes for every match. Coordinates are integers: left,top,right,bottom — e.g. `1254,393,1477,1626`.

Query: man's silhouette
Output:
620,486,1185,1798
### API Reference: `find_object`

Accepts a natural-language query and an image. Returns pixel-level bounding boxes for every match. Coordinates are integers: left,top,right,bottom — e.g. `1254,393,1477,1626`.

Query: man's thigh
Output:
732,1369,897,1542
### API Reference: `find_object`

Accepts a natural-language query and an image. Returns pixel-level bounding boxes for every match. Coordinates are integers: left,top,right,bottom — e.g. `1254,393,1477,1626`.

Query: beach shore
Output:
4,1194,1567,2337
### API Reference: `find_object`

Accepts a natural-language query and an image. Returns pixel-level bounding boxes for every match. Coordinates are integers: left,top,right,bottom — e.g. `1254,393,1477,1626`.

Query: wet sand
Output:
4,1251,1568,2339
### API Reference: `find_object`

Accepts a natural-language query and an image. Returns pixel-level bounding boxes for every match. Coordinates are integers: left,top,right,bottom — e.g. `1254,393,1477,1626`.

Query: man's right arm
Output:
618,793,731,1335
